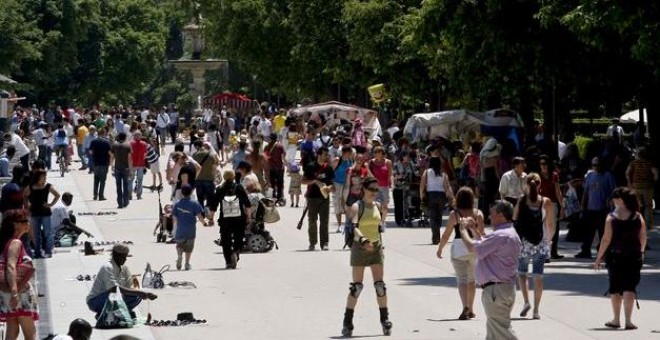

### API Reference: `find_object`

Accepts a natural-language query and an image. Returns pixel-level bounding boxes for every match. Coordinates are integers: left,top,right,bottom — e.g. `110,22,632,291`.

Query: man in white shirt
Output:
52,192,93,242
3,131,30,170
258,115,273,141
499,157,527,205
156,108,170,150
141,107,150,122
606,118,624,144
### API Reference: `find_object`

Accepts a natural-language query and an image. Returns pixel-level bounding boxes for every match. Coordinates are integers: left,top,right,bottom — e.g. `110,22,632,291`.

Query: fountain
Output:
169,22,228,113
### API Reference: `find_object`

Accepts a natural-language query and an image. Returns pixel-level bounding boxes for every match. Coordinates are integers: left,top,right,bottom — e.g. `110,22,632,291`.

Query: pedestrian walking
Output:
575,157,616,259
129,131,148,200
192,140,218,207
513,173,555,319
24,169,60,258
265,133,286,203
110,132,133,209
437,187,484,320
457,200,522,340
594,187,647,330
332,146,353,231
499,157,527,206
145,137,163,190
89,128,111,201
0,209,39,340
420,156,454,244
341,177,392,337
368,147,393,228
303,147,334,251
288,163,302,208
172,185,208,271
207,170,252,269
538,156,564,259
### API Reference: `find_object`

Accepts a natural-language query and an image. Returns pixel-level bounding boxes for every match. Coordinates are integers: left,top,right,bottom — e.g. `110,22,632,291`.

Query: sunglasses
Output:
365,187,379,192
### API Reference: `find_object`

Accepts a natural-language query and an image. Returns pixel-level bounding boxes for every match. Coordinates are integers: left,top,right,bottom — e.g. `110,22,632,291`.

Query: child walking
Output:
172,184,208,270
288,163,302,207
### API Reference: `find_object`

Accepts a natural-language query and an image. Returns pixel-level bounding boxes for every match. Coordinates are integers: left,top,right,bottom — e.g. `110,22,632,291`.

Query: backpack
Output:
221,184,242,218
343,200,381,249
514,196,544,245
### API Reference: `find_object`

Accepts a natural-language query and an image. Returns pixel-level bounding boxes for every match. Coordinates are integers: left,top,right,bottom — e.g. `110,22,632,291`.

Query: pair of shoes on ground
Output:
309,245,329,251
605,321,637,330
176,256,191,271
520,303,540,319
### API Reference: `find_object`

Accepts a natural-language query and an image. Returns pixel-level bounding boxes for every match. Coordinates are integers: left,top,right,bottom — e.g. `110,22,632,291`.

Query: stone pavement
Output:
37,147,660,340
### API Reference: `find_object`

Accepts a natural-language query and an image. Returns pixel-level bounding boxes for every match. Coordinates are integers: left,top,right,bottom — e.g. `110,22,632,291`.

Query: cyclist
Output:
54,124,70,172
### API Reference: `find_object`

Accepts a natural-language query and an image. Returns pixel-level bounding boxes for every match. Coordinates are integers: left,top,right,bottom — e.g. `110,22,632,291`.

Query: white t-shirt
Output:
258,119,272,137
141,109,150,122
9,134,30,158
387,126,399,138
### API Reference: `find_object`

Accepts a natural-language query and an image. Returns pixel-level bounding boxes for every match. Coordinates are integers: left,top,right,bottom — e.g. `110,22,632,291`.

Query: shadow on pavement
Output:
397,271,660,301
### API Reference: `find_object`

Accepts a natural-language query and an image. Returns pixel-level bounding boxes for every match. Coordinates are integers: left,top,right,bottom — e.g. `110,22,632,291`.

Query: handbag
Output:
0,240,35,293
95,286,134,329
263,204,281,224
142,263,168,289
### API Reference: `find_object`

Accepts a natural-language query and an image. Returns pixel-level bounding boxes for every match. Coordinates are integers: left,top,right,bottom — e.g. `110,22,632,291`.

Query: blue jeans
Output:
94,165,109,198
87,290,143,314
77,144,87,167
195,180,215,207
115,168,131,208
31,216,53,257
133,167,145,199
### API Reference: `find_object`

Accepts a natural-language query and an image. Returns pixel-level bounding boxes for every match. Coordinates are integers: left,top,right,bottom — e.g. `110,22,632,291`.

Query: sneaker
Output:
574,252,592,259
176,256,182,270
520,303,531,317
93,196,97,200
99,196,107,201
184,263,191,271
308,245,315,251
321,244,329,251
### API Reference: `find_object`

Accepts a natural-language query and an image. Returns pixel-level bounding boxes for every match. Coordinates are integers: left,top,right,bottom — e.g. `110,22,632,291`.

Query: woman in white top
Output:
437,186,484,320
420,156,454,244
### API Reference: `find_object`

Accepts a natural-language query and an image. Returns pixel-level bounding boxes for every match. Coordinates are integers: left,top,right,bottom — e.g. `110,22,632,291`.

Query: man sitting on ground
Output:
51,192,93,246
86,245,157,317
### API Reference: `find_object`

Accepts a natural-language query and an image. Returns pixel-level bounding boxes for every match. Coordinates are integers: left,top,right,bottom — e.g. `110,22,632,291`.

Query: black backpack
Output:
514,196,544,245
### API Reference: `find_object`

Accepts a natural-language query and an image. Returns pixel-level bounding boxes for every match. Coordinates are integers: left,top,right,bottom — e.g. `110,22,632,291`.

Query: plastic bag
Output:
95,287,134,329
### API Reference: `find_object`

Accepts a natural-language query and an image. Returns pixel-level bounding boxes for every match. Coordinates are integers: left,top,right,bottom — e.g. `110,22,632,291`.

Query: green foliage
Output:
573,135,592,160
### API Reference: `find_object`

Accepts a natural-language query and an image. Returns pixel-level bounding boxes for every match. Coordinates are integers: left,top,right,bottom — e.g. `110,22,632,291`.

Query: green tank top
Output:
358,203,381,242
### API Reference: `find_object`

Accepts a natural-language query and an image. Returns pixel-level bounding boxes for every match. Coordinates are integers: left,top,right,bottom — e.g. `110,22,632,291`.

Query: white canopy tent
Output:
620,109,647,124
403,108,524,141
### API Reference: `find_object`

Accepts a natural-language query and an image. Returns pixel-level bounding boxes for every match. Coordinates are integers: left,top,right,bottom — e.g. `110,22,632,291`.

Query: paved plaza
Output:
37,147,660,340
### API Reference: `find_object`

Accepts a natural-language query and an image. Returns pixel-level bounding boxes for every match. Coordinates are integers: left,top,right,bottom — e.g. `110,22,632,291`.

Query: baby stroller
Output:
243,196,279,253
403,174,428,228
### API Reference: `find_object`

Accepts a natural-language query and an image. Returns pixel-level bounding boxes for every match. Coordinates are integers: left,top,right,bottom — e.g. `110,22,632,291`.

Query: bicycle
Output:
56,145,68,177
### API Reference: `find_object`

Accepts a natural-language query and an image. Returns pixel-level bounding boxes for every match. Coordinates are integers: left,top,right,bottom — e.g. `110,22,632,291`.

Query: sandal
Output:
604,321,621,329
625,324,638,330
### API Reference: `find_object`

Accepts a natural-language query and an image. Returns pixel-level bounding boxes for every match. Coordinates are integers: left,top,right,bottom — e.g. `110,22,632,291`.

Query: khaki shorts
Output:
149,161,161,173
451,253,476,284
176,239,195,253
350,242,384,267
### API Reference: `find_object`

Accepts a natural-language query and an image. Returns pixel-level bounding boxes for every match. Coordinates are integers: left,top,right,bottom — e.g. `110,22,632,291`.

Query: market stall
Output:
403,108,525,149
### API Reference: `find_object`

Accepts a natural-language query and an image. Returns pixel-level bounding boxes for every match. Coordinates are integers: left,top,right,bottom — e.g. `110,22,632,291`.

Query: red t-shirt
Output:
130,140,148,167
539,171,560,202
266,143,286,169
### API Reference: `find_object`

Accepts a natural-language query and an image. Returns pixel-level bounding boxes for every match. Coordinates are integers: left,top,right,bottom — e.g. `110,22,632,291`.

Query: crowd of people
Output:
0,103,654,338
